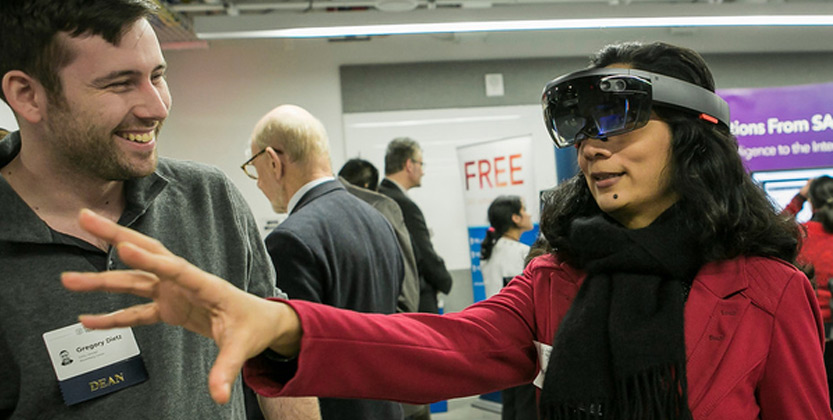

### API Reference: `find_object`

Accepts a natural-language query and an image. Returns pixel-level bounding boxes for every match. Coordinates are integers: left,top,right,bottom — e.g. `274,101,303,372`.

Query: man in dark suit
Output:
379,138,453,315
245,105,405,420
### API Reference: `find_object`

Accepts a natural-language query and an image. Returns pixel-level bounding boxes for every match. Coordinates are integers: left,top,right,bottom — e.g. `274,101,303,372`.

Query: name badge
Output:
533,340,552,389
43,323,148,405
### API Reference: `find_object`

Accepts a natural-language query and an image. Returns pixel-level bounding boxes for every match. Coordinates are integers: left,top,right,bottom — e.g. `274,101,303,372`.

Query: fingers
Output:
62,270,159,298
114,242,205,294
77,303,161,329
208,342,250,405
118,242,245,312
116,242,243,321
79,209,170,255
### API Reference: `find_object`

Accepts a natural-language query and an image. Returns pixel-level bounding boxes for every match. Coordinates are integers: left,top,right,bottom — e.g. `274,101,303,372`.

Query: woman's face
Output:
577,116,678,229
514,202,534,232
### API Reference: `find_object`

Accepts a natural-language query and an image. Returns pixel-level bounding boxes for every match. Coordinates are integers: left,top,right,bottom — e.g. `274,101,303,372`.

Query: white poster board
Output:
456,135,538,301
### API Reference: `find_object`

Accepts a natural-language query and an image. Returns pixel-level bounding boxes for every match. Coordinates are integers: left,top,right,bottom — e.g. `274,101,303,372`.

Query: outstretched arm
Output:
783,178,813,217
61,209,303,405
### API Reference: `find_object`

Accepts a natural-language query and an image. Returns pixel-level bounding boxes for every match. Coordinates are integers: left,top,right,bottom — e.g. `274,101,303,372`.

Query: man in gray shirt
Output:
0,1,318,418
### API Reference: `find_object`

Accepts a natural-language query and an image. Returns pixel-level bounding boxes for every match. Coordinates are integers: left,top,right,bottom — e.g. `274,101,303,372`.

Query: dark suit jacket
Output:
379,178,453,313
339,177,420,313
265,180,404,420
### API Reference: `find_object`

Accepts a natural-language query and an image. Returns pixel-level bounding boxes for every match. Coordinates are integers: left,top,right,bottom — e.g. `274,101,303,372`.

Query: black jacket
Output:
265,180,404,420
379,178,453,313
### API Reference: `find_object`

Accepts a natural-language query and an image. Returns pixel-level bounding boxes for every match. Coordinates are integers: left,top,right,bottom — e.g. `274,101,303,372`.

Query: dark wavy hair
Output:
480,195,524,260
809,175,833,233
540,41,799,265
0,0,156,104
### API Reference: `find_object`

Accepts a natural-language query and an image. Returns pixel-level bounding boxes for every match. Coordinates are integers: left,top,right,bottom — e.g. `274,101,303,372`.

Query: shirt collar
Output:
0,131,168,243
287,176,335,214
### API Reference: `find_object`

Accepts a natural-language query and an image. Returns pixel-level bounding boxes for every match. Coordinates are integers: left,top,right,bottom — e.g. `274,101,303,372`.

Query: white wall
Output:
156,34,572,231
156,40,343,228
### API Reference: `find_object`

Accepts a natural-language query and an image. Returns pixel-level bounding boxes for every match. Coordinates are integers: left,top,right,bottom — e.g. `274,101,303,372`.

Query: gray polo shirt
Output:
0,132,280,419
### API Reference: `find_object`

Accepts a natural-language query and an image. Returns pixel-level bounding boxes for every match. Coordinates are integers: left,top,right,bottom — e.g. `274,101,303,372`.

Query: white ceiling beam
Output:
192,2,833,37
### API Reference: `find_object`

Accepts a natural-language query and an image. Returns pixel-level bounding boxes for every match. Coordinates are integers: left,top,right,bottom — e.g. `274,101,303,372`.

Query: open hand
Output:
61,209,301,404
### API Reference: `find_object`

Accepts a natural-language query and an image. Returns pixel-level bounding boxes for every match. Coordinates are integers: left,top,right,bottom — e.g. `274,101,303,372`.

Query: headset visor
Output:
541,68,730,148
543,71,653,148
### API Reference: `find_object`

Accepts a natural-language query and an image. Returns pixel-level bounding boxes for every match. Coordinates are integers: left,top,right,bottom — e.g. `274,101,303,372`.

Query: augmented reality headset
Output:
541,68,730,148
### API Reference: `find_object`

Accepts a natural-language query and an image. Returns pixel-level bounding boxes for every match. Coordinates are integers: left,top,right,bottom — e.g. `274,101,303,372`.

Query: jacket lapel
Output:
683,258,751,411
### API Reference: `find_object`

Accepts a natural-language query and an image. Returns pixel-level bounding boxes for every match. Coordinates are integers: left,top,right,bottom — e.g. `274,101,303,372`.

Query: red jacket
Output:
785,194,833,323
246,254,831,419
800,221,833,314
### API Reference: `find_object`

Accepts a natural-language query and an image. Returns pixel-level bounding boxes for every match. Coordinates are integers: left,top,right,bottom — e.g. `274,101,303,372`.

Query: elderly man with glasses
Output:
241,104,408,420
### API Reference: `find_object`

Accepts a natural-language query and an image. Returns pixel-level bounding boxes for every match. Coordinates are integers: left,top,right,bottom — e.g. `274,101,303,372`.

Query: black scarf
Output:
540,206,702,420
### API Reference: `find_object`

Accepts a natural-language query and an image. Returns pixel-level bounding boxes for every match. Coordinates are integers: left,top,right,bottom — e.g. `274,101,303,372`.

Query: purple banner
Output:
719,83,833,172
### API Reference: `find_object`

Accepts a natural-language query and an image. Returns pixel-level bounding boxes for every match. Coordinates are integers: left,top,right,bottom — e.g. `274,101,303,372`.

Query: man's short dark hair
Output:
339,158,380,191
384,137,420,175
0,0,157,104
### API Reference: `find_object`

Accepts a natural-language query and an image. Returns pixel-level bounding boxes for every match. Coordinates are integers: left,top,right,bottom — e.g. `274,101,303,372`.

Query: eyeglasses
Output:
411,159,425,167
241,148,269,180
541,68,730,148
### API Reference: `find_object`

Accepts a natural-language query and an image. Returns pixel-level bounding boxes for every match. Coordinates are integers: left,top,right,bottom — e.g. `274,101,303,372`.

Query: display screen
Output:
751,167,833,223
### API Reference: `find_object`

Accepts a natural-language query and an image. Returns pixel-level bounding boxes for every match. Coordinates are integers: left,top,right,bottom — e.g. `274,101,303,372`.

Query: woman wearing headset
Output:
65,42,832,419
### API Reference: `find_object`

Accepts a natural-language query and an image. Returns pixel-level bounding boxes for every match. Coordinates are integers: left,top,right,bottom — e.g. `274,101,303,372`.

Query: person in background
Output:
245,105,405,420
339,158,420,313
380,137,453,316
0,1,317,418
785,176,833,336
479,195,536,420
339,157,379,191
480,195,534,299
63,42,833,419
379,138,453,420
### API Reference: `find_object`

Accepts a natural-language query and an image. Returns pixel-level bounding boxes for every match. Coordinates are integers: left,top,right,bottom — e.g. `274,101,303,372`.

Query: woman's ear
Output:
2,70,48,124
511,213,523,227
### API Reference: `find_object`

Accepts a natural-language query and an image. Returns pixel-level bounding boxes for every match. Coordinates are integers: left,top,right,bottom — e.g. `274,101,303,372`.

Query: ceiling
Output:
151,0,833,50
162,0,832,16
